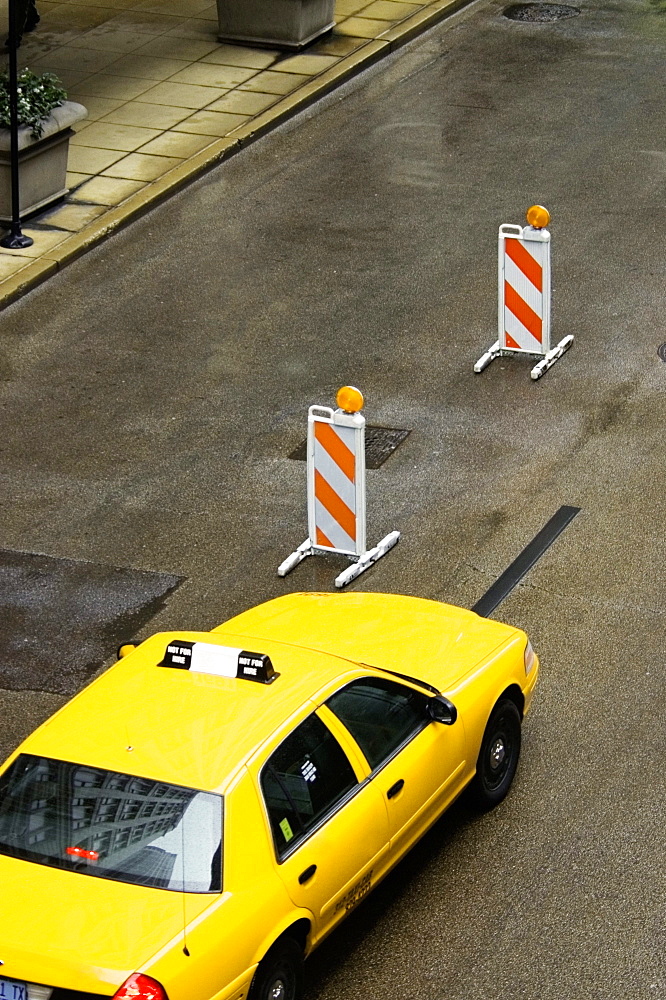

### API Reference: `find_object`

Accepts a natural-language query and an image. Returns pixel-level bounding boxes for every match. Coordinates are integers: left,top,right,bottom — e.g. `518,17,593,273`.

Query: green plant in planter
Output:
0,68,67,140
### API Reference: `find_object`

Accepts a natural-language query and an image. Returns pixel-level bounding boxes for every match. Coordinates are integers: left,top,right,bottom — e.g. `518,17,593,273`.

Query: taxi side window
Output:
326,678,428,770
261,713,357,858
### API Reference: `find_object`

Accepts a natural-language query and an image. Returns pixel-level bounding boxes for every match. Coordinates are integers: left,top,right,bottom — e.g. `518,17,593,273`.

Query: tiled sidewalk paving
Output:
0,0,461,300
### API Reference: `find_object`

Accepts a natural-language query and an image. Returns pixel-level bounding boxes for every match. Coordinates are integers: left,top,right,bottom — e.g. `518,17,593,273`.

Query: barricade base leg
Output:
474,340,501,373
277,538,314,577
334,530,400,589
530,335,574,380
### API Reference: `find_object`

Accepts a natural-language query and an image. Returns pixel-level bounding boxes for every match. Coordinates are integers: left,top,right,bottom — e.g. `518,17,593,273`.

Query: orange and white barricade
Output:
474,205,573,380
278,386,399,588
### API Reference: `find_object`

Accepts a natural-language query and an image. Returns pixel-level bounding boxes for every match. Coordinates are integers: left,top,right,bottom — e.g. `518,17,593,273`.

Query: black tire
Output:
468,698,521,810
248,936,304,1000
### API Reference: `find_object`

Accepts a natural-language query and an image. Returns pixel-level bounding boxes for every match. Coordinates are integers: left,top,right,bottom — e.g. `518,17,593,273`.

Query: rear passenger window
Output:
326,678,428,770
261,714,357,858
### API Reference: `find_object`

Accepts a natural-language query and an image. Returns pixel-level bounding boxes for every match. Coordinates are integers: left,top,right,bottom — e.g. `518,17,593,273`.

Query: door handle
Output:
387,779,405,800
298,864,317,884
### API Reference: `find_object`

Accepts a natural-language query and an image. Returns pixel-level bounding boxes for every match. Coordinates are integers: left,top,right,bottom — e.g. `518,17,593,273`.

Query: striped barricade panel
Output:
307,406,366,558
499,224,551,356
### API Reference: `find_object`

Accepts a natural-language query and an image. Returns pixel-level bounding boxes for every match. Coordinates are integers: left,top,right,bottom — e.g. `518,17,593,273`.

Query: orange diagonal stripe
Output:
505,238,542,292
505,332,521,349
314,470,356,541
316,527,334,548
505,282,542,343
314,422,355,482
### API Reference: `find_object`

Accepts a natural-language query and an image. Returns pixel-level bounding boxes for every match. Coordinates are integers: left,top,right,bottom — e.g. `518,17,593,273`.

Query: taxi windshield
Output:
0,754,222,892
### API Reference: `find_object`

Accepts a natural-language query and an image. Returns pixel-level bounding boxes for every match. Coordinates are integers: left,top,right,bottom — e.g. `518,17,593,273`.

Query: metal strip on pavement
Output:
471,505,581,617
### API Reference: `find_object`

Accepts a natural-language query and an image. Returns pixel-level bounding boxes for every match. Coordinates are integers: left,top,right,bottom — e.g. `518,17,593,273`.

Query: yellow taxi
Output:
0,591,539,1000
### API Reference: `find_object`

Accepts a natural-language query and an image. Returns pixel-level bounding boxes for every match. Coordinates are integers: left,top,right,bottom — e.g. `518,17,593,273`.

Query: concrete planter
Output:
217,0,335,49
0,101,88,223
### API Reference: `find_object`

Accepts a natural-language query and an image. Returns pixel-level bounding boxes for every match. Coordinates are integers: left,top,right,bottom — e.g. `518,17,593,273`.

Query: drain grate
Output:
504,3,580,19
658,343,666,362
289,426,411,469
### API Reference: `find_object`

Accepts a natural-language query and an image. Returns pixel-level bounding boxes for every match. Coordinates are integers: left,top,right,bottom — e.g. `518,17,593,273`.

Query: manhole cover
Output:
289,426,411,469
658,343,666,362
0,550,183,696
504,3,580,19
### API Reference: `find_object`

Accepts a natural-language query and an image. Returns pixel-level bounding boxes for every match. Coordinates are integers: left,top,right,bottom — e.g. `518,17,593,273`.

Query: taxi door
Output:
251,709,389,944
325,677,467,859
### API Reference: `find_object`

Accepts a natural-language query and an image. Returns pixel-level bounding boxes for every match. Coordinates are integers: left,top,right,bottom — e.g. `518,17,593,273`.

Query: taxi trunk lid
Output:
0,855,211,995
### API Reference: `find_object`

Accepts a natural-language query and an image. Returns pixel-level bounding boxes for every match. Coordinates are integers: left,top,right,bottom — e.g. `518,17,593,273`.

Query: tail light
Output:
113,974,169,1000
66,845,99,861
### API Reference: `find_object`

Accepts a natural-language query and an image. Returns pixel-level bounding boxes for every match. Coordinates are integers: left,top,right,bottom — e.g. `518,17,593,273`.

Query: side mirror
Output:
427,695,457,725
117,643,136,660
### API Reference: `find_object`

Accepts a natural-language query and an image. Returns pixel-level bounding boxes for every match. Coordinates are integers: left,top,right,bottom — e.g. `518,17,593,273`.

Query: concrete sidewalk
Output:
0,0,465,306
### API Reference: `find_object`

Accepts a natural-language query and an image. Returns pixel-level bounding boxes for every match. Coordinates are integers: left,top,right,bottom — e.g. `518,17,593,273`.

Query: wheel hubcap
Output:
270,980,287,1000
490,737,506,770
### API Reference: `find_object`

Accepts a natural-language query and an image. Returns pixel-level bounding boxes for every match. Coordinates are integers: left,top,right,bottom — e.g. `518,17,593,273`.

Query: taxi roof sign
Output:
160,641,278,684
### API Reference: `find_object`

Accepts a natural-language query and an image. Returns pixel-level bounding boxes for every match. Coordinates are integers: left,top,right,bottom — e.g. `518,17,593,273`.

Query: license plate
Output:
0,978,28,1000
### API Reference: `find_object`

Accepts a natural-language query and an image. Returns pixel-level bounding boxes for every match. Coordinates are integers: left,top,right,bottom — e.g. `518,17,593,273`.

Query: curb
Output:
0,0,468,311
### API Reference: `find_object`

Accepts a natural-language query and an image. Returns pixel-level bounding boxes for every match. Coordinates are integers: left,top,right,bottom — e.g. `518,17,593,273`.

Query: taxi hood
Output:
215,592,523,693
0,853,213,994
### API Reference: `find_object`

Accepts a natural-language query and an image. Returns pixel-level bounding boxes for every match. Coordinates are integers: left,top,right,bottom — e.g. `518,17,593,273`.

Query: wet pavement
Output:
0,0,665,995
0,548,181,693
0,0,464,304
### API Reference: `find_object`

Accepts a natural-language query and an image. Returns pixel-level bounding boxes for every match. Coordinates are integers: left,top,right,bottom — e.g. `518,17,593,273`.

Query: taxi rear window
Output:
0,754,222,893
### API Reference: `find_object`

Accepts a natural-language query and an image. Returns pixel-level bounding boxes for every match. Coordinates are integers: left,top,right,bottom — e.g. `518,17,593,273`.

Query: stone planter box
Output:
216,0,335,49
0,101,88,224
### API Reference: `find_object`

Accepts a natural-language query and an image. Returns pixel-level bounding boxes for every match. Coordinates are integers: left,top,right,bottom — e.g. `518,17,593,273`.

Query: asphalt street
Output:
1,0,665,995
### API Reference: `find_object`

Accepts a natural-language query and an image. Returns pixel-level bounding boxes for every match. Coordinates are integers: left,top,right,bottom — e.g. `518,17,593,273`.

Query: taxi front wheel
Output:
468,698,521,810
249,936,304,1000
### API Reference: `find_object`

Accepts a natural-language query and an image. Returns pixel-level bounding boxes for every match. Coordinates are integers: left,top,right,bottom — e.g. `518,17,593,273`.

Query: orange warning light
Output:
526,205,550,229
336,385,364,413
